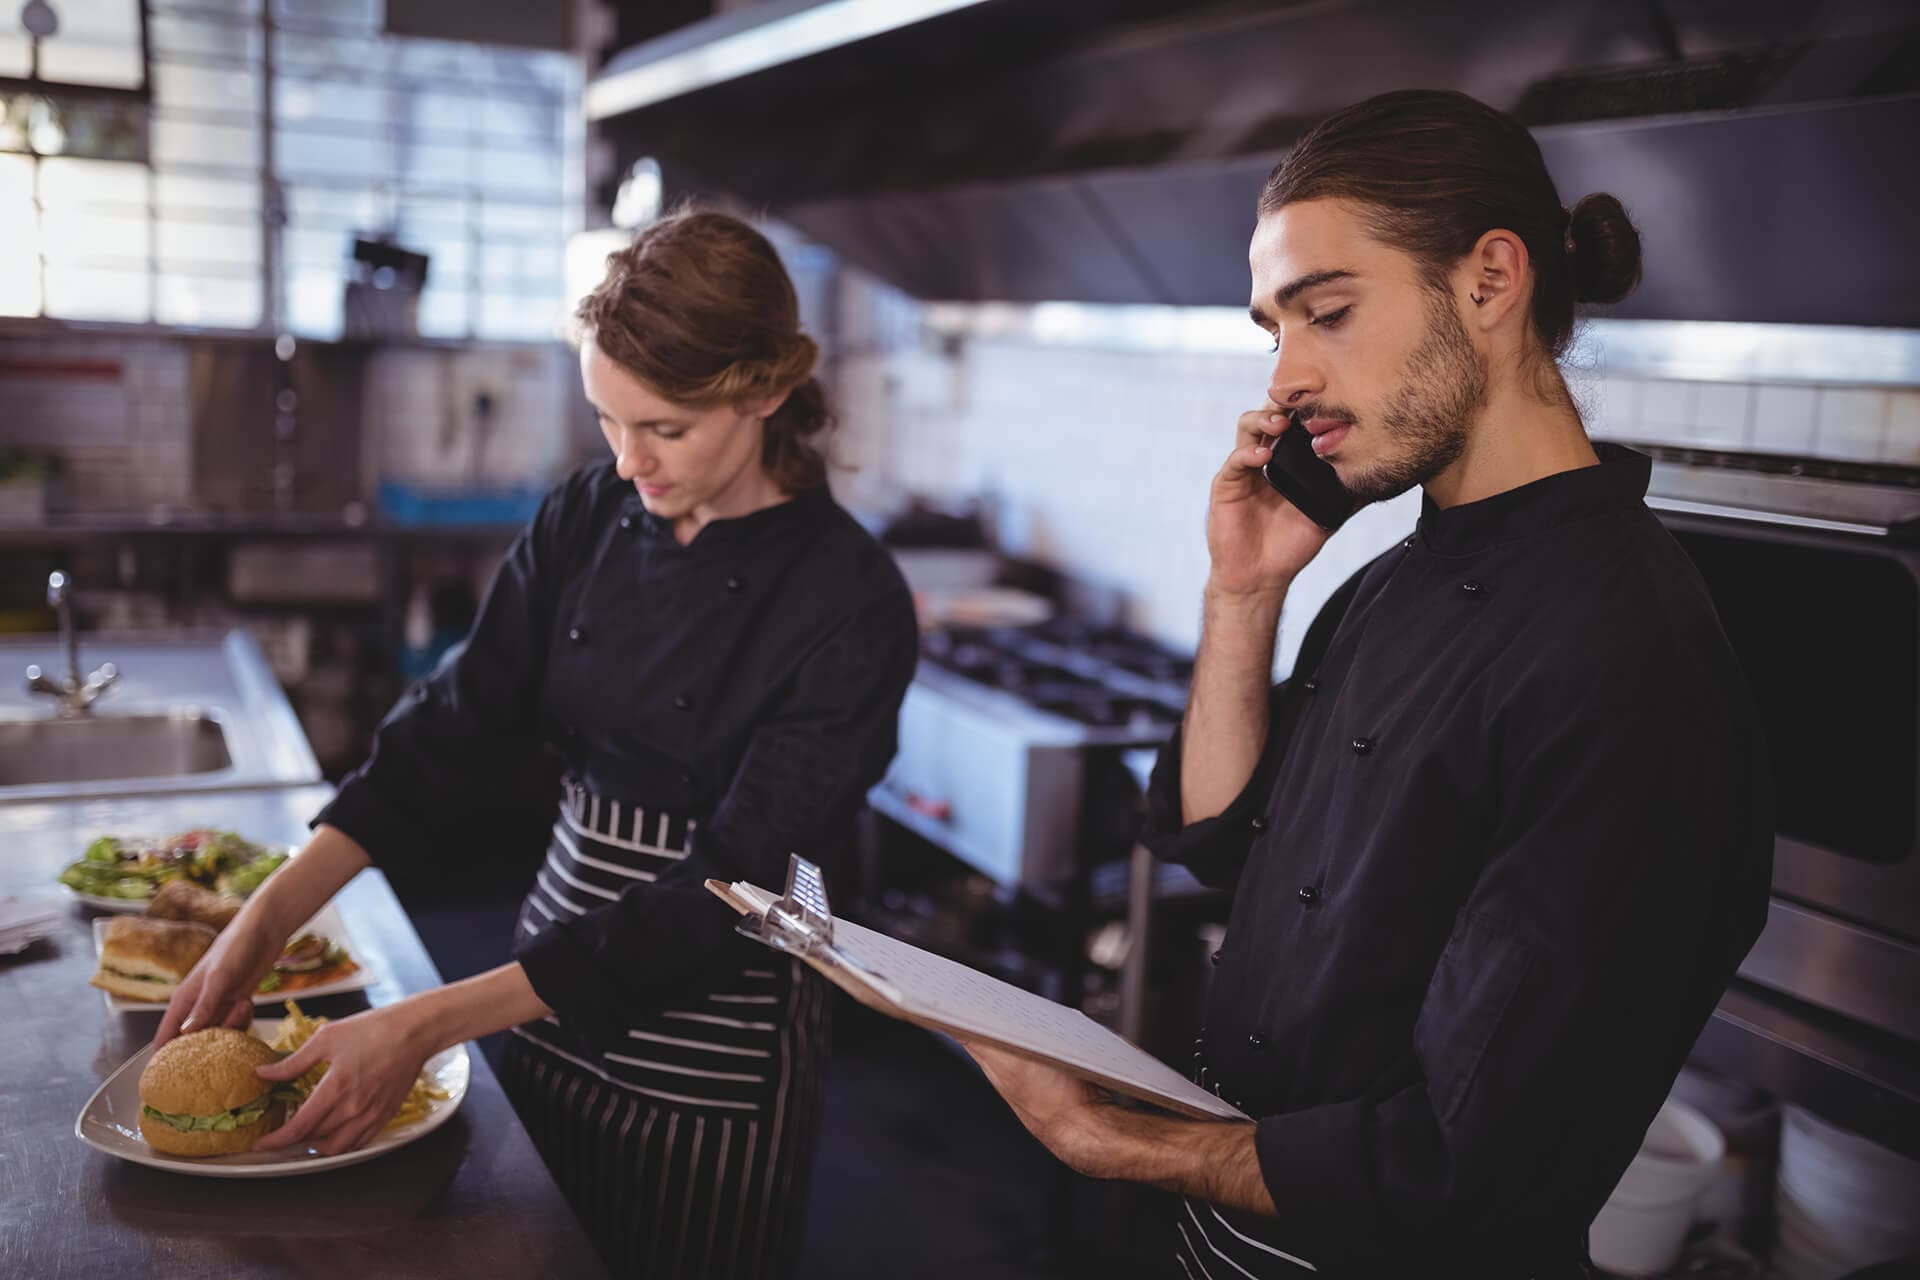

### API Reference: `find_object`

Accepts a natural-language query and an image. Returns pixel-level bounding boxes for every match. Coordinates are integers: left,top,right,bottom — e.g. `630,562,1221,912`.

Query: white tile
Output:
148,352,189,394
1750,384,1819,455
1884,391,1920,466
1689,383,1754,451
133,401,183,437
1812,387,1890,463
1583,375,1643,441
1640,379,1697,428
129,354,170,391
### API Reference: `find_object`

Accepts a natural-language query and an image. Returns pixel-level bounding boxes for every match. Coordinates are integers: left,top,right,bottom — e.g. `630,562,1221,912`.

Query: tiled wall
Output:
363,343,587,497
834,339,1423,675
0,331,589,514
1581,374,1920,464
833,332,1920,674
0,335,194,509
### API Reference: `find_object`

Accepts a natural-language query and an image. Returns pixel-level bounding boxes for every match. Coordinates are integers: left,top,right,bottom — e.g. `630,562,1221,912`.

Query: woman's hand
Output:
1206,405,1333,599
155,825,374,1050
251,1001,434,1156
155,908,289,1046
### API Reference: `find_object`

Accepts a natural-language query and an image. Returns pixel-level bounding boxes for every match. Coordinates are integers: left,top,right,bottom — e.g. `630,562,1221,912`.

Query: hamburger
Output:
138,1028,292,1157
90,916,217,1001
147,879,243,932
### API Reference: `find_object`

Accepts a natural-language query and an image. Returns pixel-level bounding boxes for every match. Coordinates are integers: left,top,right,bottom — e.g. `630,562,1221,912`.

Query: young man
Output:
963,90,1773,1278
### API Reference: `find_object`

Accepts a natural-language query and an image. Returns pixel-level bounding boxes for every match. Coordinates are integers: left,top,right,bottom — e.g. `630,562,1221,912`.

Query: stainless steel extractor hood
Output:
587,0,1920,325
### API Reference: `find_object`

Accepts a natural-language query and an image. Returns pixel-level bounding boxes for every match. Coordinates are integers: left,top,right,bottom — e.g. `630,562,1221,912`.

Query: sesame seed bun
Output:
137,1028,287,1157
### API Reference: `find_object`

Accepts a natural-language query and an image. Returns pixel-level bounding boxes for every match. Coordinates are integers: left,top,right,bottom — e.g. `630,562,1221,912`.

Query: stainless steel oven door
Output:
1658,514,1920,944
1656,508,1920,1041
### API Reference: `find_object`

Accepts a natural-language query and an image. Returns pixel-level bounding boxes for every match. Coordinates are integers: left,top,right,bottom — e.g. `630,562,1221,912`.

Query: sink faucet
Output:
26,571,119,715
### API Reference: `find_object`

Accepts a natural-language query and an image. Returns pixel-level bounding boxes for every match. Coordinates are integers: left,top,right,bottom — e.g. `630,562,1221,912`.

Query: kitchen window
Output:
1,0,581,341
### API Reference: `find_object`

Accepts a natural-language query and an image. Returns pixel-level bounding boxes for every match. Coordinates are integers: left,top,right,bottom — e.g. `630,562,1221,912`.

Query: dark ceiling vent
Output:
1514,45,1811,125
1856,32,1920,96
587,1,1919,322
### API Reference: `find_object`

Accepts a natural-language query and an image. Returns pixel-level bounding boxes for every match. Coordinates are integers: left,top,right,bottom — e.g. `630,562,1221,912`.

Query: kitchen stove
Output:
919,618,1190,740
871,618,1191,888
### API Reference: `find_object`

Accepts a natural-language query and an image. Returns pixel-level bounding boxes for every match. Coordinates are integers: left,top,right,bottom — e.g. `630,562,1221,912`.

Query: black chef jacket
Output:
1143,444,1773,1277
317,460,920,1052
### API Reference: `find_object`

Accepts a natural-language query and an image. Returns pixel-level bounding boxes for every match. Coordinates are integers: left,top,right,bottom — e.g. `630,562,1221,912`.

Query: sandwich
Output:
89,916,216,1002
138,1027,293,1157
145,870,361,992
89,913,360,1003
147,879,243,932
256,932,360,994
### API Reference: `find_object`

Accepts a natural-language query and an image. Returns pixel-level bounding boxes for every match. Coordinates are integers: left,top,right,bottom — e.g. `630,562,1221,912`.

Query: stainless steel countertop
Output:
0,630,322,802
0,786,607,1279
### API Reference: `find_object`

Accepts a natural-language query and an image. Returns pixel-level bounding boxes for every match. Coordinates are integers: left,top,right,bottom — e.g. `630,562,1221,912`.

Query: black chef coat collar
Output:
1415,442,1652,558
631,483,834,549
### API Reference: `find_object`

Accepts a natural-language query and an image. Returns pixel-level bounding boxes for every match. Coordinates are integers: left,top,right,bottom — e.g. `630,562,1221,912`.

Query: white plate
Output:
64,885,174,914
62,879,277,914
92,903,376,1012
59,847,292,913
75,1017,470,1179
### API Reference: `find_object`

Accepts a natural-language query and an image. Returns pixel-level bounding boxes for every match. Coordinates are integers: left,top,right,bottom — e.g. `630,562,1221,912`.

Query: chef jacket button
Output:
1301,678,1318,694
1298,884,1320,905
1210,948,1224,967
568,626,586,644
1351,736,1373,755
1247,1031,1267,1050
1460,579,1484,597
673,694,691,711
1250,815,1266,832
679,769,695,785
619,514,633,531
725,576,743,592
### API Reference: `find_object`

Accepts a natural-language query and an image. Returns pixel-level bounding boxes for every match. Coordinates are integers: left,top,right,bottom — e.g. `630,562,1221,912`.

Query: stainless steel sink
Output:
0,629,319,802
0,711,234,787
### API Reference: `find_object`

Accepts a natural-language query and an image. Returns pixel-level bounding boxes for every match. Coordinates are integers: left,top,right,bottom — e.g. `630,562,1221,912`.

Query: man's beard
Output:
1312,289,1489,507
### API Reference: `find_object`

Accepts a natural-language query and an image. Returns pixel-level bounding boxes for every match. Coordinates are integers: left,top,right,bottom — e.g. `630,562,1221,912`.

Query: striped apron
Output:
1177,1042,1319,1278
1177,1043,1598,1280
500,779,830,1279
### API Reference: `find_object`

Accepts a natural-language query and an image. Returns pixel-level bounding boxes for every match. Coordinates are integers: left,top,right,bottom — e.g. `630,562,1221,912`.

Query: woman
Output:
158,208,921,1278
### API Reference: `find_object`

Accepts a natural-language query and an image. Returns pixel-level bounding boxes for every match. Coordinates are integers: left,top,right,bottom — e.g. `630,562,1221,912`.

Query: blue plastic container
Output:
377,481,545,527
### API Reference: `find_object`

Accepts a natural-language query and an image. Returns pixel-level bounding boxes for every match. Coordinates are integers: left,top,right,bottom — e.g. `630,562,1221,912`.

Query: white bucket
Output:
1588,1098,1727,1276
1776,1105,1920,1273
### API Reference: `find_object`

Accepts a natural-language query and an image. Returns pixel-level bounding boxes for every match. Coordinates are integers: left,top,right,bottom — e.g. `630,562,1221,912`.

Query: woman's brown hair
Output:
575,207,831,491
1260,90,1642,363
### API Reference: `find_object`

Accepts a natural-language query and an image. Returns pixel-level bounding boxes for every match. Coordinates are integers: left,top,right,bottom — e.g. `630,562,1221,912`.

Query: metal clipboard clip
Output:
734,854,896,996
735,853,835,957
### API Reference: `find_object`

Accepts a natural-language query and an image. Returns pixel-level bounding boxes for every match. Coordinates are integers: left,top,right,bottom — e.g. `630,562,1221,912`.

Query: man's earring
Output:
1470,292,1486,305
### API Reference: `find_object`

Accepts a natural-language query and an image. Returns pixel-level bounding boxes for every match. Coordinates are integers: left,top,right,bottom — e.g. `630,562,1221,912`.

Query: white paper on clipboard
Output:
708,858,1247,1123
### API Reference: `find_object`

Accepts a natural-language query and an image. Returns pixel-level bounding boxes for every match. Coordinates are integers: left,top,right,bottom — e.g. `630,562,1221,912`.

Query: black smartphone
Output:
1261,412,1357,532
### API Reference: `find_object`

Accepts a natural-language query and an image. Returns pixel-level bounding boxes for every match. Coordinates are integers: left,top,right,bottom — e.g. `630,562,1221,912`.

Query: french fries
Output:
267,999,451,1131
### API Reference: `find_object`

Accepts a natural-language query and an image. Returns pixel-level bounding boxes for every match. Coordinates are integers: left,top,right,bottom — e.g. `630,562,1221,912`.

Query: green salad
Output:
57,829,289,901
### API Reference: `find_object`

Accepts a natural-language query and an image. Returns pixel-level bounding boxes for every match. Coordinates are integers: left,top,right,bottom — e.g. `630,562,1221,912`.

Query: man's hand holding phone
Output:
1261,409,1359,534
1207,405,1335,599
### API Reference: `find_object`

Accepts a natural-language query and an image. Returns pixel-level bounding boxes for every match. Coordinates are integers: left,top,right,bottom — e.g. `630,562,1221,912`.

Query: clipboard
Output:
707,855,1247,1123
